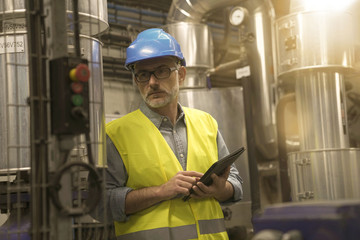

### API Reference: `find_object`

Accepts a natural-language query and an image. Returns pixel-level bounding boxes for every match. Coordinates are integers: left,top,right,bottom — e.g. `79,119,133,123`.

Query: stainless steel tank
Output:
274,11,355,151
274,11,354,79
288,149,360,201
0,34,106,172
0,0,108,35
274,5,359,201
164,22,214,89
0,0,108,172
0,26,29,172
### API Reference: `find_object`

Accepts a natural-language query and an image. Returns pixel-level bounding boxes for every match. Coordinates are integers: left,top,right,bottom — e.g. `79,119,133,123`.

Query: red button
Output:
69,63,90,82
75,64,90,82
71,82,84,93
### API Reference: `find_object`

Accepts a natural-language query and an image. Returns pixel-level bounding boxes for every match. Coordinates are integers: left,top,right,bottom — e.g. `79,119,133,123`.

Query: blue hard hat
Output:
125,28,186,69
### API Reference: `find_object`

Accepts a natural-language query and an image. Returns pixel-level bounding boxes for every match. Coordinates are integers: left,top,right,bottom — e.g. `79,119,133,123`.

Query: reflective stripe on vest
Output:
116,224,197,240
116,218,226,240
198,218,226,235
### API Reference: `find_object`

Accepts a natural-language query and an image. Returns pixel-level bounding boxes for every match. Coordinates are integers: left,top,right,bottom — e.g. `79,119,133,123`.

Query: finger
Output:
190,185,206,198
177,175,199,185
219,166,231,177
194,182,210,194
177,181,194,190
180,171,204,178
210,173,221,184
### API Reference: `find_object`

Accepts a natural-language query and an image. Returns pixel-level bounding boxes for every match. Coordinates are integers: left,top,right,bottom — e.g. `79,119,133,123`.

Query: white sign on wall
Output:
236,65,251,79
0,35,25,54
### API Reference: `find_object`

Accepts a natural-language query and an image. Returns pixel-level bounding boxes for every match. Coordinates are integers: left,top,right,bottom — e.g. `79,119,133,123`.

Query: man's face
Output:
134,57,185,109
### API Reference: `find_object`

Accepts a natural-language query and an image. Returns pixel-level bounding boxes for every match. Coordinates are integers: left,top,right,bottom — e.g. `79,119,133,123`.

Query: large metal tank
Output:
274,4,360,201
275,11,354,80
288,149,360,201
0,0,108,35
0,0,108,172
0,23,30,172
164,22,214,89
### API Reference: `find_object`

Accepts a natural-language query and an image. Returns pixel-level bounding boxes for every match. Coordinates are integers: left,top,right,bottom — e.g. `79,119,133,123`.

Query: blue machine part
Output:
0,210,30,240
253,200,360,240
0,192,31,240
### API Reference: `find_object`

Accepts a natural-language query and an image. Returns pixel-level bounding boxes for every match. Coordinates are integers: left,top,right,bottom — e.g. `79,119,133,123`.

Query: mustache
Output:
146,89,168,97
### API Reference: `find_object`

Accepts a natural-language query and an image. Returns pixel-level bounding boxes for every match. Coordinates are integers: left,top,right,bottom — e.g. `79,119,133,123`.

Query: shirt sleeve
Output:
217,131,244,203
90,135,132,223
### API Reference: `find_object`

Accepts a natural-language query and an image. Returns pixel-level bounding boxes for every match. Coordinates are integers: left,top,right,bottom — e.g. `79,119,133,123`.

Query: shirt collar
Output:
139,101,186,129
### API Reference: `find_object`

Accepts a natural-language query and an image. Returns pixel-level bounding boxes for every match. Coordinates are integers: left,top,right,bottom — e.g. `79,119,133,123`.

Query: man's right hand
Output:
125,171,203,215
160,171,203,200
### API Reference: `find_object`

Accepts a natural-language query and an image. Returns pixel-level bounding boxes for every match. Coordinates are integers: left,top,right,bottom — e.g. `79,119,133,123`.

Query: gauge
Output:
229,7,247,26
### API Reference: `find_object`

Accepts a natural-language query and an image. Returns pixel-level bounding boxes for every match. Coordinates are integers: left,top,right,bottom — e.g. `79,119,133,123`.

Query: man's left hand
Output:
190,166,234,202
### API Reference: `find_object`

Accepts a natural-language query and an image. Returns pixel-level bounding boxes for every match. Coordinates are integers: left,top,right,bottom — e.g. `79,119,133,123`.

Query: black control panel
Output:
50,57,90,134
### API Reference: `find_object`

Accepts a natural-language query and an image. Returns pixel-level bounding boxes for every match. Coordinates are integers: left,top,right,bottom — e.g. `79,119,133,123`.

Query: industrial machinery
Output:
275,0,360,202
0,0,109,239
1,0,360,239
252,0,360,239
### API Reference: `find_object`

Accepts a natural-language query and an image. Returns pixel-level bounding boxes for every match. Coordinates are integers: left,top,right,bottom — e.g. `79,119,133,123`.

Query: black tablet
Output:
183,147,246,201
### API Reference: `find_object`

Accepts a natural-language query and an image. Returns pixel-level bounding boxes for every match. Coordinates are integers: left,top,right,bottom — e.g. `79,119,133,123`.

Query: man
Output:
99,28,243,240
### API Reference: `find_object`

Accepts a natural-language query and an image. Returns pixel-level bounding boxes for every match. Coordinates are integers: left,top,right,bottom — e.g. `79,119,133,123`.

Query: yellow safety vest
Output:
106,107,229,240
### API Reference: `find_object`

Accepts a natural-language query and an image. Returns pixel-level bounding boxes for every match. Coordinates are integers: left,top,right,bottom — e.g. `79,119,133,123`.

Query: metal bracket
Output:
297,191,314,200
295,157,311,166
285,35,297,51
280,57,298,67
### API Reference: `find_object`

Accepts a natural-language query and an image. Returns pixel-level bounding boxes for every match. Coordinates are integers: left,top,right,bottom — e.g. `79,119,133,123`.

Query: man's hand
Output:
125,170,203,214
190,166,234,202
160,171,204,200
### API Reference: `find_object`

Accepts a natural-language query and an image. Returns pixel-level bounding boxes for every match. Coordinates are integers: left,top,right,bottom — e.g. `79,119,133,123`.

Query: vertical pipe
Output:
241,77,261,215
276,93,296,202
73,0,81,57
242,0,278,159
26,0,50,239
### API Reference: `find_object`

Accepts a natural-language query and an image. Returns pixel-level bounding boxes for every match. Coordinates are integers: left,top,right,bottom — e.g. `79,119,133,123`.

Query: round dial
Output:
229,7,246,26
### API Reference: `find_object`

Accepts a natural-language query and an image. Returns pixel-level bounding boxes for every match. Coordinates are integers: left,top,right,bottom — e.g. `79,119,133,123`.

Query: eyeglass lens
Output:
136,67,175,82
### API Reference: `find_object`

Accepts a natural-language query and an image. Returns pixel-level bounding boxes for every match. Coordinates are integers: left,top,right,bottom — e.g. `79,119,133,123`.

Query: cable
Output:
73,0,81,57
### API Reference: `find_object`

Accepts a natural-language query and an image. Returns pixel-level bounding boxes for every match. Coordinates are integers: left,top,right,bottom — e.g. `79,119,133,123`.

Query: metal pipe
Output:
167,0,278,159
167,0,246,23
276,93,297,202
26,0,50,238
240,77,262,215
241,0,278,159
209,59,241,73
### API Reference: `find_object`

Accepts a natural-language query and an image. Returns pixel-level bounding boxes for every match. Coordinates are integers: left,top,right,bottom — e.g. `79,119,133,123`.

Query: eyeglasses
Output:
134,66,178,83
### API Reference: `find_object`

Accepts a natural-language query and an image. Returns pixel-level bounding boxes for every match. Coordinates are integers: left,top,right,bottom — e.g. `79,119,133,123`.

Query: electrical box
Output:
50,57,90,135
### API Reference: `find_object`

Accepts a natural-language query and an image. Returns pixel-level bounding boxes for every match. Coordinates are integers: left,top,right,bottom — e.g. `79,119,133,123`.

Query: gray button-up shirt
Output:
94,102,243,223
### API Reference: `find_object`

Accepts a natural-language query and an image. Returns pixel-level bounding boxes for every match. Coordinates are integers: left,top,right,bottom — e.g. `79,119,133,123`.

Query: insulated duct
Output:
167,0,246,23
166,0,278,159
